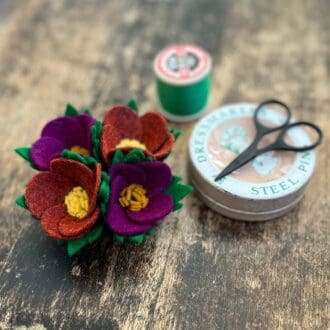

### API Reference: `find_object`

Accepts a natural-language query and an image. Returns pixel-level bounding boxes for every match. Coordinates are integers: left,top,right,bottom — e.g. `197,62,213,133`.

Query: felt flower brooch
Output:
15,101,192,255
107,162,174,236
30,114,95,170
25,158,101,240
100,105,175,164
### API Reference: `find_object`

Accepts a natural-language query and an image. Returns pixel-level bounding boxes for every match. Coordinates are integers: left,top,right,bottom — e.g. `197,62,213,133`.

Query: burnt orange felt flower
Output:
100,106,175,164
25,158,101,240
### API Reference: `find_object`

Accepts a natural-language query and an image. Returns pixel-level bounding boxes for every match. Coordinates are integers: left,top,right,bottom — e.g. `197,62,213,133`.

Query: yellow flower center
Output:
64,186,89,219
118,184,149,212
115,139,146,151
70,145,90,156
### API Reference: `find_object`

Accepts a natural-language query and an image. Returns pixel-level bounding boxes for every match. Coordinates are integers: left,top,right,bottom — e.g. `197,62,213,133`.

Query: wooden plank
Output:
0,0,329,329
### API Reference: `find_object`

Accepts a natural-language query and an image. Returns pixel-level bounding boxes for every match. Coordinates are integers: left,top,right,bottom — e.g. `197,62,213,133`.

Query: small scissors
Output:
214,99,323,182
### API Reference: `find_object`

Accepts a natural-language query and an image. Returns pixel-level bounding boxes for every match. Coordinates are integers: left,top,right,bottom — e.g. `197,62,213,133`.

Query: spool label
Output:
154,44,211,85
189,103,316,200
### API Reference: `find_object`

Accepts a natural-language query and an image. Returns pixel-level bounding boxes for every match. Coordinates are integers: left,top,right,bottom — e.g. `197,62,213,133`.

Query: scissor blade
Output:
214,146,258,182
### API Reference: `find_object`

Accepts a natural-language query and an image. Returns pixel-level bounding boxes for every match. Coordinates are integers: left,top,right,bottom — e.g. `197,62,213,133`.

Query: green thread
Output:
156,73,211,116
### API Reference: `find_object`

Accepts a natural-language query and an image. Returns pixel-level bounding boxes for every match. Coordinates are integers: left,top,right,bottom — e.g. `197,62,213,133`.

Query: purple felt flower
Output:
30,115,95,170
106,161,174,236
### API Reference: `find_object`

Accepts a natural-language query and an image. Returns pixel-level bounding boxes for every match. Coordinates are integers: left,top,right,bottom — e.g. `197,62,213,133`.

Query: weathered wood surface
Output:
0,0,329,329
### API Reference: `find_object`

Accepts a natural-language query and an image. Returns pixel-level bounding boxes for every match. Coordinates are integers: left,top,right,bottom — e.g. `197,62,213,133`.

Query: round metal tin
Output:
189,103,316,221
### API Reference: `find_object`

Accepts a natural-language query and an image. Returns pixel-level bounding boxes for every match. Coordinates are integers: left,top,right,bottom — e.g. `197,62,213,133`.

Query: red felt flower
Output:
100,105,175,164
25,158,101,240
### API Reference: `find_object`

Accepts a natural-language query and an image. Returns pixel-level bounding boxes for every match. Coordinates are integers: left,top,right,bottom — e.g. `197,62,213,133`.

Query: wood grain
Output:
0,0,329,329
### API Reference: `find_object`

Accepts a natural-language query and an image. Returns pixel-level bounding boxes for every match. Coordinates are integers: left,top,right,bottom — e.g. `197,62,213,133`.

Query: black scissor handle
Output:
254,99,291,136
268,121,323,152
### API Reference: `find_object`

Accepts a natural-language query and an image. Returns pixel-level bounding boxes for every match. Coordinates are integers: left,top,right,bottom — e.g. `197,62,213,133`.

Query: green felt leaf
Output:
87,225,103,242
124,148,145,163
61,149,97,166
100,204,107,216
173,202,183,211
112,148,152,165
14,147,36,169
114,234,125,244
101,171,110,183
165,177,193,211
171,175,182,184
67,238,87,257
114,228,155,244
168,183,194,203
129,234,145,244
67,225,103,256
170,128,182,140
112,150,125,164
82,108,91,115
146,228,155,236
14,147,31,162
15,195,27,209
91,120,102,161
98,171,110,216
65,103,79,116
127,98,139,113
99,180,109,200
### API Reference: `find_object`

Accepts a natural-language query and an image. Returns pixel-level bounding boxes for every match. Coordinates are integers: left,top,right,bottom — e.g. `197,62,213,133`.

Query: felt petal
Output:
103,105,141,128
137,161,172,197
140,112,169,153
75,114,95,129
152,133,175,159
101,106,142,163
100,125,126,163
110,175,129,202
50,159,95,198
41,116,86,148
89,163,102,212
108,202,154,236
106,176,153,235
110,162,146,187
75,114,96,151
25,173,75,219
30,136,64,170
40,204,68,240
127,193,173,224
58,207,100,239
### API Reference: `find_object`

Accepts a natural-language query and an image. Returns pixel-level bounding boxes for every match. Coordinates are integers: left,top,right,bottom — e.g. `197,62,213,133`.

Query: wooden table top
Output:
0,1,329,329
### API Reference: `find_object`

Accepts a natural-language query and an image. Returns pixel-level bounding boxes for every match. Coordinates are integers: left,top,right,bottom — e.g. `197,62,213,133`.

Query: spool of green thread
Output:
154,44,212,122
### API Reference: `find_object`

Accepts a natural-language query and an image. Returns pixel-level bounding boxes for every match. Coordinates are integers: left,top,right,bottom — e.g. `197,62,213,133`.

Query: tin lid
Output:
189,103,316,221
153,44,212,86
